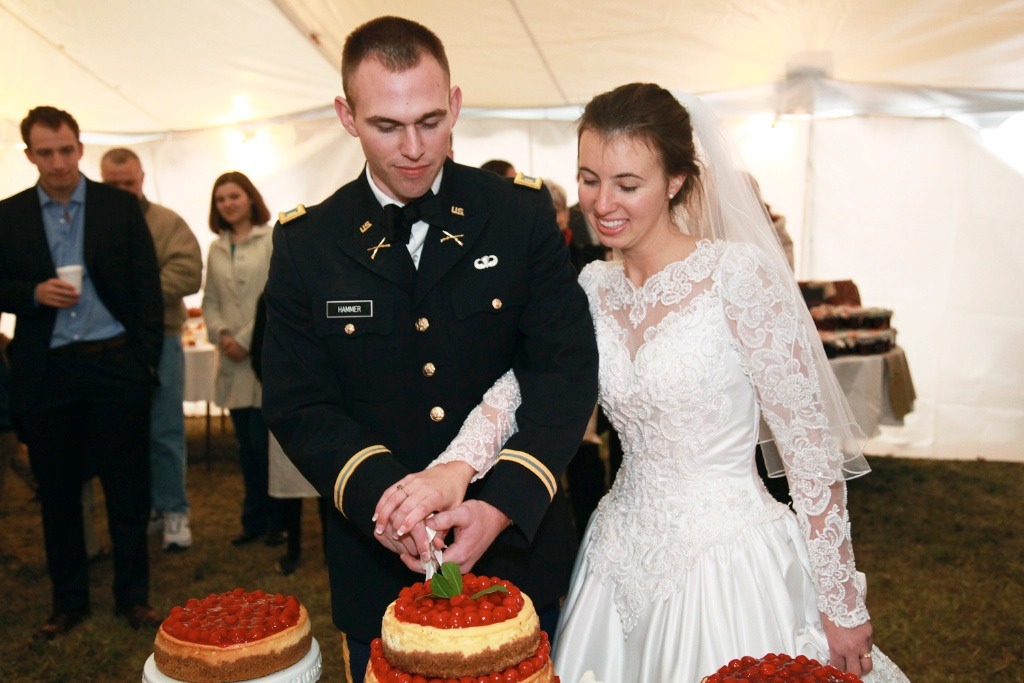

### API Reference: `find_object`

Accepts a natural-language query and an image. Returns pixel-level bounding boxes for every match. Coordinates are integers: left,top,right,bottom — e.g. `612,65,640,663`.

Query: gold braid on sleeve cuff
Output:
334,445,390,517
496,449,557,501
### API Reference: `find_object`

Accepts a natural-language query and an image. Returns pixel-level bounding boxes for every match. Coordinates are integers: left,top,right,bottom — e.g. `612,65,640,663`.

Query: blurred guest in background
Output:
101,148,203,552
0,318,33,497
480,158,516,177
547,180,573,246
250,293,326,576
201,171,284,548
0,106,163,638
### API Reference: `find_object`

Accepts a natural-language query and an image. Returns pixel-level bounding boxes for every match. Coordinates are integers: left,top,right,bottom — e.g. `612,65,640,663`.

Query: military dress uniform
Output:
262,159,599,642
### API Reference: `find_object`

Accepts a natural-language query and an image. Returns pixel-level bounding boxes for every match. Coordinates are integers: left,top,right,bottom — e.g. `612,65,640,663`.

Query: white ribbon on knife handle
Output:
421,521,444,578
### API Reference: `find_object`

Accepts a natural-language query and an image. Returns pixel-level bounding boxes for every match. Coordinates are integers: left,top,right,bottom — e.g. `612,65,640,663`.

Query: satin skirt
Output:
552,512,908,682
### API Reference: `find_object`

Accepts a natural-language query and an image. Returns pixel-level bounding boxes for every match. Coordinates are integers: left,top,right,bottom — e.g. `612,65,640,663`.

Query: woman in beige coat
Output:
201,171,283,547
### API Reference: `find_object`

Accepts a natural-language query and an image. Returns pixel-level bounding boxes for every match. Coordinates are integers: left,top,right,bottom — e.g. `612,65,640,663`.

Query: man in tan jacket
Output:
101,148,202,551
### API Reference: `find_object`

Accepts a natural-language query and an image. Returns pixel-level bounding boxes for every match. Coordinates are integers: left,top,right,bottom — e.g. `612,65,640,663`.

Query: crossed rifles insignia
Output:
439,229,464,246
367,237,390,260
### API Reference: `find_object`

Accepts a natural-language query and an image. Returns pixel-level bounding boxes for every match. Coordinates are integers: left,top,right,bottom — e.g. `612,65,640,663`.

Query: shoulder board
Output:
513,172,543,190
278,204,307,224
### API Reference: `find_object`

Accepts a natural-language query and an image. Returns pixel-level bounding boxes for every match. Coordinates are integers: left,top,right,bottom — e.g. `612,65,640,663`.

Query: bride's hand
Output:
373,461,476,539
822,617,873,676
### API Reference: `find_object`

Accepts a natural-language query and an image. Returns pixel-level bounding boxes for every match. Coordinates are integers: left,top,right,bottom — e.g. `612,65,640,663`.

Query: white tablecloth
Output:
183,343,217,406
269,433,318,498
828,347,915,437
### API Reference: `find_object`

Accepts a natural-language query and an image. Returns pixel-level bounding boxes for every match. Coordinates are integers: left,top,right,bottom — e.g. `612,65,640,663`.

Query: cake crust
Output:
365,658,554,683
367,634,555,683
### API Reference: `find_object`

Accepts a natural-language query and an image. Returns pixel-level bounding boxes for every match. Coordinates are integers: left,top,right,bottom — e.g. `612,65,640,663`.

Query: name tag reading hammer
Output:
326,300,373,318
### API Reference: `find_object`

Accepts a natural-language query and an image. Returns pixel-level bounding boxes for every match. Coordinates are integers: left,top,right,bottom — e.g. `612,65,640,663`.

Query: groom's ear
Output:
335,97,358,138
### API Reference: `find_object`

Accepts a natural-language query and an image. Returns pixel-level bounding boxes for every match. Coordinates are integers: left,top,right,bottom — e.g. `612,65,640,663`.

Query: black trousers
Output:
20,346,153,614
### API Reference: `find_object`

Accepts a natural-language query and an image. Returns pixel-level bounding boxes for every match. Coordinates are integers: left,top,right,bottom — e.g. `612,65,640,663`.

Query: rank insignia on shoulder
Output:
513,172,543,190
279,204,306,224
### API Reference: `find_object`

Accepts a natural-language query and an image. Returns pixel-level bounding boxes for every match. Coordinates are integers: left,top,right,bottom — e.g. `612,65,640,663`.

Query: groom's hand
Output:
426,500,510,573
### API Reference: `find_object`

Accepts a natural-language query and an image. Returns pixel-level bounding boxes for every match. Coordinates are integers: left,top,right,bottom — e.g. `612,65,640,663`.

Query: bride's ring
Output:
396,484,405,492
859,652,873,660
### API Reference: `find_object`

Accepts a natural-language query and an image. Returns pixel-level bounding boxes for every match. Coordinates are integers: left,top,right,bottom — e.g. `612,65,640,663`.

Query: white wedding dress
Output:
550,243,908,682
432,239,908,682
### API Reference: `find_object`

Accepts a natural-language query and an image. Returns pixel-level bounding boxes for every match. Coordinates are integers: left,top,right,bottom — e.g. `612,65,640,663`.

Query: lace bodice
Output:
433,239,868,635
581,241,868,634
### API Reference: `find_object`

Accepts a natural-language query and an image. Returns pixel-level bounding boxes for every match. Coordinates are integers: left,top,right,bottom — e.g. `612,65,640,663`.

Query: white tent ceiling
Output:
3,0,1024,133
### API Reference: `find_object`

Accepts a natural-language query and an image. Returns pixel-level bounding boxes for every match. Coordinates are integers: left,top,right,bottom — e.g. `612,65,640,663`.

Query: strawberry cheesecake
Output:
366,568,557,683
701,653,863,682
153,588,312,683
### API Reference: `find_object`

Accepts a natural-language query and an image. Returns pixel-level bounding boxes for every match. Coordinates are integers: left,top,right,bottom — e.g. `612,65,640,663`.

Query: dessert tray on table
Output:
142,637,322,683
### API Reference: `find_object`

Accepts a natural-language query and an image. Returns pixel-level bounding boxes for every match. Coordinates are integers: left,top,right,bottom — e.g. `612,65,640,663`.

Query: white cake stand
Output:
142,637,322,682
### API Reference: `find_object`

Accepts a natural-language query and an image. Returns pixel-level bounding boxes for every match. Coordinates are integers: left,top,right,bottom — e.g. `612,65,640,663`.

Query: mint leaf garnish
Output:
428,561,464,599
469,585,510,600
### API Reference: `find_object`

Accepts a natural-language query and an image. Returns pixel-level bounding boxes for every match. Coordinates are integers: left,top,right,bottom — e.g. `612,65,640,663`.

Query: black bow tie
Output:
384,191,443,245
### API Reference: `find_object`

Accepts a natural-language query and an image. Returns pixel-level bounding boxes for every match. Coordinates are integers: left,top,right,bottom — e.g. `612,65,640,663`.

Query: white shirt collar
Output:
365,165,443,208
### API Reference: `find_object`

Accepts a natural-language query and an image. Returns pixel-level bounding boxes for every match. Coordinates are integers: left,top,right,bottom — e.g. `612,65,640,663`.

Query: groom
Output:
261,15,598,681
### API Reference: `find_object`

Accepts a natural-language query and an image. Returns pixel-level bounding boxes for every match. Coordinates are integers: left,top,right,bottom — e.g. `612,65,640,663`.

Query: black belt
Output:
51,335,128,357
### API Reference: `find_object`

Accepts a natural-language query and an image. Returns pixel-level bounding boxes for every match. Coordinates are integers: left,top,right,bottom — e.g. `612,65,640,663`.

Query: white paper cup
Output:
56,265,83,293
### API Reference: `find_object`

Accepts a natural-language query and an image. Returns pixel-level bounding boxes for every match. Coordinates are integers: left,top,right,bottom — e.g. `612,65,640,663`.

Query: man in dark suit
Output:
262,17,598,681
0,106,164,639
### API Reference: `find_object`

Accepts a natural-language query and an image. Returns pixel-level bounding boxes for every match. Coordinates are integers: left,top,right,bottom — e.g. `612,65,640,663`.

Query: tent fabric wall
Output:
807,117,1024,460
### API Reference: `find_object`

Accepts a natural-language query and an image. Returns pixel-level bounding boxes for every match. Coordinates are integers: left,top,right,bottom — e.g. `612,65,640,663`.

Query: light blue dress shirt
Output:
37,178,126,348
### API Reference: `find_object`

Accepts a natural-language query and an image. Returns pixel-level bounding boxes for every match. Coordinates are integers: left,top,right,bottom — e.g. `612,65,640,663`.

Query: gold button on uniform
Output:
344,323,355,335
429,406,445,422
491,298,503,310
422,362,436,377
415,317,430,332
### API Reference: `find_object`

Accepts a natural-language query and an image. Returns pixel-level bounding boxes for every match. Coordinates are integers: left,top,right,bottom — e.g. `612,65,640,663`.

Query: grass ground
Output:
0,417,1020,682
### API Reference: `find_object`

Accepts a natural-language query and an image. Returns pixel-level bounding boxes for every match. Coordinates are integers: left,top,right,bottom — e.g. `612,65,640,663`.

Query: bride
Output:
377,84,909,681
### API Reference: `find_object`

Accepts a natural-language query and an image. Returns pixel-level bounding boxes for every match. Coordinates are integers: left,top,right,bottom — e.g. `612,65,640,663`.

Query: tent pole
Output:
799,115,816,281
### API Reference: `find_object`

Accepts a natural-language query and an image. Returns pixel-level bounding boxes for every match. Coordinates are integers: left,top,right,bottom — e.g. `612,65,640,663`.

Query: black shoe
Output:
34,609,90,640
114,603,163,629
230,531,262,546
264,530,287,547
276,554,300,576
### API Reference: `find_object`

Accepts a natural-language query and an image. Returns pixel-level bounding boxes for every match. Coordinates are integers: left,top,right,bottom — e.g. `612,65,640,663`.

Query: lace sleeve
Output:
718,243,869,628
428,370,522,482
